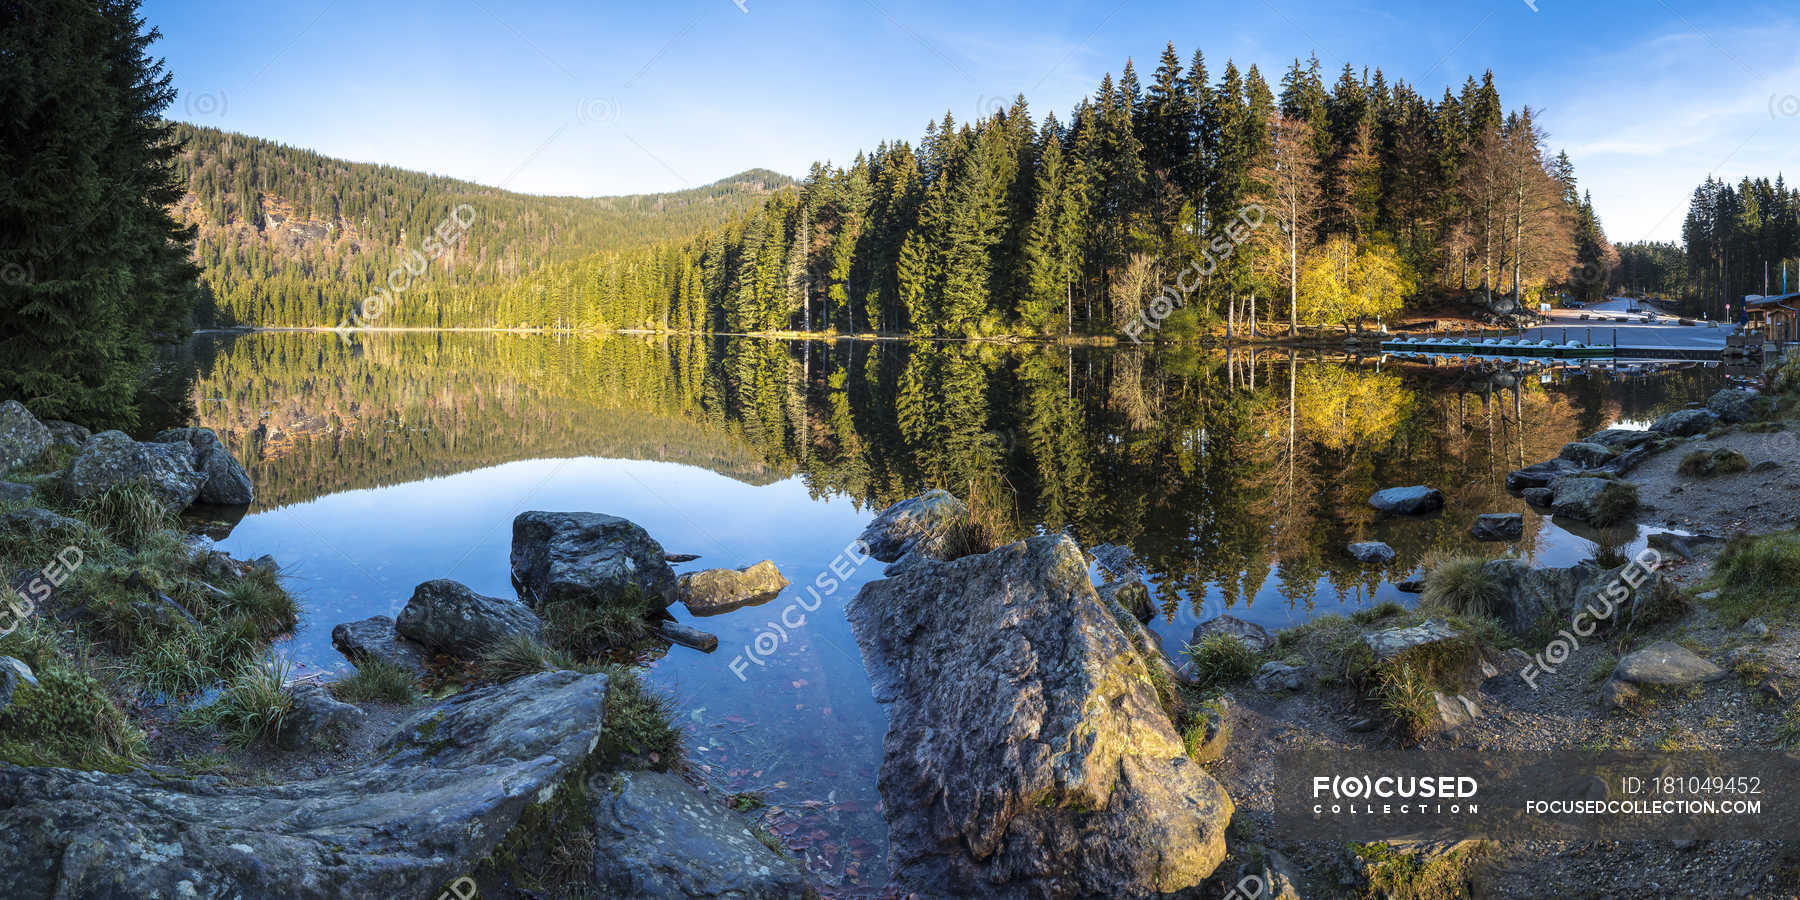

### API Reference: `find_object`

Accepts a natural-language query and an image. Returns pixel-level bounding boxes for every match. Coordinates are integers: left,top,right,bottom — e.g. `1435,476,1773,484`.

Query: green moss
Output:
1679,448,1749,477
1350,840,1484,900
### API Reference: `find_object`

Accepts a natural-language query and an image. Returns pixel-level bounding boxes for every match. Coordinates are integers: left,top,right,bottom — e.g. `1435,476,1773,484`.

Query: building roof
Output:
1747,292,1800,308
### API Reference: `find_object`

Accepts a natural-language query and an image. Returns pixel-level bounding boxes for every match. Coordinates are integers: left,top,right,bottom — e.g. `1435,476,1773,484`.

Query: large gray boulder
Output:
332,615,433,677
62,430,204,513
0,670,608,899
1191,614,1273,653
1348,541,1396,564
856,489,967,563
1549,475,1635,525
1582,428,1656,450
677,561,789,616
846,534,1233,897
1506,458,1581,491
0,401,50,474
1558,441,1616,468
591,770,809,898
1612,641,1725,686
154,427,255,505
40,420,89,450
1478,557,1677,638
1707,388,1768,424
1650,408,1719,437
510,511,679,615
1368,486,1444,515
275,682,367,751
396,579,543,659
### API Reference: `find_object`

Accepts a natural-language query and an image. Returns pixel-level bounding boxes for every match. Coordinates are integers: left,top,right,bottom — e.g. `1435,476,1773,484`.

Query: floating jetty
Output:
1379,336,1615,359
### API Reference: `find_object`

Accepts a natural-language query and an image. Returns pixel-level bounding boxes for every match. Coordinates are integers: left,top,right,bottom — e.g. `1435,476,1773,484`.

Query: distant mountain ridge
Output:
167,123,793,326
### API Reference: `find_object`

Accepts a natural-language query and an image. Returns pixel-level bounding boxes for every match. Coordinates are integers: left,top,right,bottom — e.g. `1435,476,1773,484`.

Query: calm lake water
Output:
161,331,1723,891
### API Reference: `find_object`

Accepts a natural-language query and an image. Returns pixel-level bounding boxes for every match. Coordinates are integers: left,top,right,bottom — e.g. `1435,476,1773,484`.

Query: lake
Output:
162,331,1723,892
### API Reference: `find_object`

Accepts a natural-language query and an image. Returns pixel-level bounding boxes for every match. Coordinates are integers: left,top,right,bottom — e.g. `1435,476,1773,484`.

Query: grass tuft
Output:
78,481,175,550
479,633,567,682
1372,662,1436,743
595,664,684,769
1679,448,1749,477
183,656,296,747
1183,632,1260,689
329,658,418,704
1420,556,1502,618
1704,531,1800,625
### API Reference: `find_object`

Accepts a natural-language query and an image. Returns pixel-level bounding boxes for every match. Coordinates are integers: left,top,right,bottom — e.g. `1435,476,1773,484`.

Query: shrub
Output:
1420,556,1502,617
1705,532,1800,625
1183,633,1260,689
329,658,419,704
184,656,296,746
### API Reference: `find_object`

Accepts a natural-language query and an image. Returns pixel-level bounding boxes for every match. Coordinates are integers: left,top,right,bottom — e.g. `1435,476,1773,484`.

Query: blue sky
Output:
144,0,1800,243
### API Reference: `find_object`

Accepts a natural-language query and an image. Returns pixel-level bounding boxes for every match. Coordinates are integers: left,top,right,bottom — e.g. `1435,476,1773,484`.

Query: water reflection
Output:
172,332,1721,891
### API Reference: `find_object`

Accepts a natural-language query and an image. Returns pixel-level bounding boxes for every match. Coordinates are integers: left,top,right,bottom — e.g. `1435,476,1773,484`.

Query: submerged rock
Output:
856,489,967,563
1348,541,1396,564
396,579,542,659
846,534,1232,897
591,770,809,898
0,401,51,474
153,427,254,505
62,430,203,513
332,615,432,677
510,511,679,616
0,670,608,898
1368,485,1444,515
1470,512,1524,542
677,560,789,616
1650,408,1719,437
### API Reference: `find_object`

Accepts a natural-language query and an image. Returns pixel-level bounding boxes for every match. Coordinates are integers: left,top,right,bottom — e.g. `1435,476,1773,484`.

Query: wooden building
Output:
1747,292,1800,342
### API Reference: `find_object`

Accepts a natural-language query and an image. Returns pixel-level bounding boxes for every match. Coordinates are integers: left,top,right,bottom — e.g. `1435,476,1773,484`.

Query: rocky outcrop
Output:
856,489,967,563
510,511,679,616
0,401,51,474
1368,486,1444,515
332,615,432,677
591,770,810,898
40,420,89,450
1707,388,1768,424
153,427,255,505
396,579,543,659
0,670,608,899
62,430,204,513
1479,557,1677,638
1506,458,1581,491
846,534,1232,897
1650,408,1719,437
1348,541,1396,564
1583,428,1656,450
677,561,789,616
1470,513,1524,542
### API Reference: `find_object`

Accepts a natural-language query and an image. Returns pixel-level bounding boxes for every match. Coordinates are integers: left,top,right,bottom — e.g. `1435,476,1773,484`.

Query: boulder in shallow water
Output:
1097,575,1153,622
510,511,679,616
0,401,51,474
332,615,432,678
0,670,608,898
1368,486,1444,515
1348,541,1396,564
62,430,204,513
1507,458,1581,492
1549,475,1636,525
856,489,967,563
677,560,789,616
396,579,543,659
846,534,1232,897
591,770,809,898
1470,513,1524,542
153,427,254,505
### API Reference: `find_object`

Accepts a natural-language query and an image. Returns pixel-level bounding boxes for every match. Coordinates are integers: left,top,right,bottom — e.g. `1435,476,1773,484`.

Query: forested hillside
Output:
487,47,1613,338
167,124,792,326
